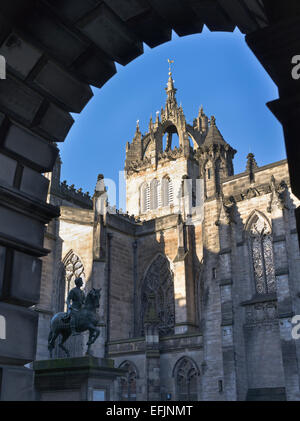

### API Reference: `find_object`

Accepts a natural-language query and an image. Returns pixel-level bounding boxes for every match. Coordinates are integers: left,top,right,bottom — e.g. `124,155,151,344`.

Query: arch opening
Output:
162,125,180,151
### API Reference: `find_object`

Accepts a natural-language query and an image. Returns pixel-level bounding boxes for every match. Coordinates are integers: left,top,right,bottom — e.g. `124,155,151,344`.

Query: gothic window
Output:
175,358,199,401
248,212,276,295
55,251,85,358
150,179,159,210
140,255,175,336
119,361,137,401
63,251,86,311
141,182,150,213
161,176,173,207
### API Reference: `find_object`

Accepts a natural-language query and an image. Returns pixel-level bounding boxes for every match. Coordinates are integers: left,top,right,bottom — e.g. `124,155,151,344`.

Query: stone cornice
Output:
0,184,59,223
0,232,50,257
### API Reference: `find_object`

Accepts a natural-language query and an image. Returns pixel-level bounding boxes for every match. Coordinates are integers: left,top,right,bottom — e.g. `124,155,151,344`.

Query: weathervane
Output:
168,59,174,76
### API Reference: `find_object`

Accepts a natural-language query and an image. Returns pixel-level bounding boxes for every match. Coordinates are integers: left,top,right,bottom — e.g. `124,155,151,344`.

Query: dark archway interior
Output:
0,0,300,401
163,126,180,151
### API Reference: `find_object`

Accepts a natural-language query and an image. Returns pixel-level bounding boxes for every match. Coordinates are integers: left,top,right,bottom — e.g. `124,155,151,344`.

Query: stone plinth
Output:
33,356,125,401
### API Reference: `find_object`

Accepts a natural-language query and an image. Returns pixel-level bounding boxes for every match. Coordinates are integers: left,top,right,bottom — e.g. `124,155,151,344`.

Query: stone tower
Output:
125,66,236,220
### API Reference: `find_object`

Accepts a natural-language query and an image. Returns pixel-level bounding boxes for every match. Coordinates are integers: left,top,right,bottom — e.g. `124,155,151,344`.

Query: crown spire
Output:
165,59,177,104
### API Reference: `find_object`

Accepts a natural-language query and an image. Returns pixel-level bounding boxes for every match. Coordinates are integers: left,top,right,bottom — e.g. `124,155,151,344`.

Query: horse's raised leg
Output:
59,331,71,358
86,325,100,356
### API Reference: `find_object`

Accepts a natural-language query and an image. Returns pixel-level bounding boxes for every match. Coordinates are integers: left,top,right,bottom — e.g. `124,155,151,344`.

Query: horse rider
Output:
66,277,85,336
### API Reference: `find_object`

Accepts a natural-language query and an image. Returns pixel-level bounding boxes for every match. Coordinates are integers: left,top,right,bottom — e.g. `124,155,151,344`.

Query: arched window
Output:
55,251,86,358
119,361,137,401
63,251,86,311
161,176,173,207
150,179,159,210
140,182,150,213
140,255,175,336
174,358,199,401
247,212,276,295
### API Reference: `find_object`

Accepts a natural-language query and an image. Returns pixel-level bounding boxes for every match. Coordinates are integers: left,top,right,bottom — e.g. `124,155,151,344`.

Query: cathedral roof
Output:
202,116,227,146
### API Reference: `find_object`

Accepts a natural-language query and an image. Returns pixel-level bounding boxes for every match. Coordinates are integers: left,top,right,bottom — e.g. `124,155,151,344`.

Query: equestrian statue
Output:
48,277,101,358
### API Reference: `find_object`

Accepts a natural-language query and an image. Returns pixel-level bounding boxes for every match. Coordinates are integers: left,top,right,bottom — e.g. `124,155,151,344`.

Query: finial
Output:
95,174,106,195
246,153,258,168
149,115,153,131
135,119,141,134
168,58,174,76
246,153,258,183
210,116,216,126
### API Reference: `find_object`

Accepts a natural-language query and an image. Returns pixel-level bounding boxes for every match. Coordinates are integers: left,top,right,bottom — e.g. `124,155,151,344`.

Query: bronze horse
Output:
48,288,101,358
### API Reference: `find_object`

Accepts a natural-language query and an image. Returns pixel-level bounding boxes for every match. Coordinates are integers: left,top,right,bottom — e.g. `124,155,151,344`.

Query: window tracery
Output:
175,358,198,401
248,213,276,295
140,255,175,336
119,361,137,401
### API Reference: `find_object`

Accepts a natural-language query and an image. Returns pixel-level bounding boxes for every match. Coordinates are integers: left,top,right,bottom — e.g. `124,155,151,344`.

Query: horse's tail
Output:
48,326,54,351
48,313,68,351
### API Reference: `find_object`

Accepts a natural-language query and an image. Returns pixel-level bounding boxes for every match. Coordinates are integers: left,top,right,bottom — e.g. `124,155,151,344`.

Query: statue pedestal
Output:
33,356,125,401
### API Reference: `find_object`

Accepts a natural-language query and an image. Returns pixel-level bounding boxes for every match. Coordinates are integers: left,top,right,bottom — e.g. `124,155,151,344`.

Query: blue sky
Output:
59,27,286,205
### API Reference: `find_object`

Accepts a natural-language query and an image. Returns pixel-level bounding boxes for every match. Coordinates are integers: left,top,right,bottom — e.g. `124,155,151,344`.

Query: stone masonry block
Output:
0,76,44,125
0,205,45,248
7,250,42,306
49,0,102,23
0,302,38,365
72,50,116,89
3,124,58,172
77,3,143,65
21,167,49,202
0,365,35,401
0,32,42,80
23,8,88,66
36,103,74,143
32,61,93,113
104,0,149,22
0,153,17,187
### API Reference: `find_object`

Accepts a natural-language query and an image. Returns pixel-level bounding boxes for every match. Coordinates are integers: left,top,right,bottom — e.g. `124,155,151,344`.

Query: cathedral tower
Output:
125,64,236,220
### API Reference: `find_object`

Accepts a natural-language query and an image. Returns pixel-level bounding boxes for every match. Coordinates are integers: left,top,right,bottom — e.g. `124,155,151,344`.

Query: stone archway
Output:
1,1,300,401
